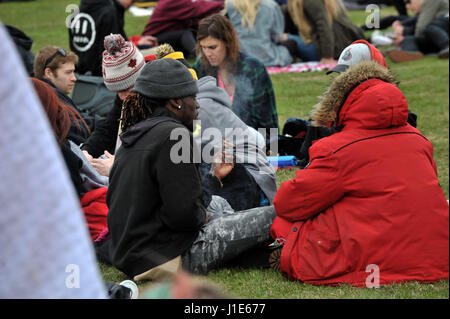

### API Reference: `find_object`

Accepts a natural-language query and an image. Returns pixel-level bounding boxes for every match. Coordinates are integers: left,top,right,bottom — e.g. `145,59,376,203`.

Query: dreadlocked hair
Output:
120,92,168,131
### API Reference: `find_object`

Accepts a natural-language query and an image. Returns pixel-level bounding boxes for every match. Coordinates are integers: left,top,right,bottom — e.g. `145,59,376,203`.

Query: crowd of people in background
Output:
369,0,449,62
1,0,448,298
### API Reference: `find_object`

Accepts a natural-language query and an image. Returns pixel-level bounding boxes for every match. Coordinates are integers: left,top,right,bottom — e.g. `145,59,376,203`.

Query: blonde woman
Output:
226,0,297,67
287,0,364,64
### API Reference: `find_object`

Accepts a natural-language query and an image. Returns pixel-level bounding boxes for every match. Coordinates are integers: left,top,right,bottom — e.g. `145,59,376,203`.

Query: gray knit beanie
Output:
131,58,198,99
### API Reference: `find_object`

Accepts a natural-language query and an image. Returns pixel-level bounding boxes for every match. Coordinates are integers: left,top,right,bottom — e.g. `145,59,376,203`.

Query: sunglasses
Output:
43,48,67,70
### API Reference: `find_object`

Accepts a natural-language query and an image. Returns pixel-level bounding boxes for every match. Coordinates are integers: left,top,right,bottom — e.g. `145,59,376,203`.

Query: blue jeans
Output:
287,34,319,61
401,35,421,52
401,16,449,54
423,16,449,51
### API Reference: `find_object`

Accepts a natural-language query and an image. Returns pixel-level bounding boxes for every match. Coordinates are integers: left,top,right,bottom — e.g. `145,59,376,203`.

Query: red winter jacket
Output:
271,61,449,286
81,187,109,241
142,0,224,36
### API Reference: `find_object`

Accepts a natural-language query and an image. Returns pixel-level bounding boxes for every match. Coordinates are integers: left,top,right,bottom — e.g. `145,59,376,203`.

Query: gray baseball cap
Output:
326,43,372,75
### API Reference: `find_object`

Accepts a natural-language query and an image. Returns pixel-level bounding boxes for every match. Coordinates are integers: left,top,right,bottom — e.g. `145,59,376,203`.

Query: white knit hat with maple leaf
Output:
102,34,145,91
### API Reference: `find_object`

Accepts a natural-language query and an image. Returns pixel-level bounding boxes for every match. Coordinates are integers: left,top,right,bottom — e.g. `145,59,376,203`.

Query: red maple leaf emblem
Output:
128,59,137,68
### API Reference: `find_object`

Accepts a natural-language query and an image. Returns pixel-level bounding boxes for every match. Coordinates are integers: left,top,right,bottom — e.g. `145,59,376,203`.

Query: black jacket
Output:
69,0,127,76
106,107,217,278
81,95,122,157
6,25,34,76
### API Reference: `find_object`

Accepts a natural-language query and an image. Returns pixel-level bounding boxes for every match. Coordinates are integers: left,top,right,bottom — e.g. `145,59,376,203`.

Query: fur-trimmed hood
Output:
311,61,408,130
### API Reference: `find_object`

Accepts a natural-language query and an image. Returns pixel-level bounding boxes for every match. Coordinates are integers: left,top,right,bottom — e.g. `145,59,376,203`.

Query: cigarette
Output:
223,139,235,148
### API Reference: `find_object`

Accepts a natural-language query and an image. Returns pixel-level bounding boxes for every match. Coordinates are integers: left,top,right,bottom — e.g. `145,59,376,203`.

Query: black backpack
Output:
71,74,117,118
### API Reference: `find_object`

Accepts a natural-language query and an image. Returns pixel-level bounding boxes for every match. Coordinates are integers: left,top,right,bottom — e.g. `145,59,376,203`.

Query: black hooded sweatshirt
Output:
6,25,34,76
106,107,219,278
80,95,122,157
69,0,127,76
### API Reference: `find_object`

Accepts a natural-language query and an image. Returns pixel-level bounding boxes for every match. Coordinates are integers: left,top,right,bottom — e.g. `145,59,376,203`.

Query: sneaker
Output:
268,238,285,272
119,280,139,299
370,31,393,47
269,247,282,272
438,47,449,59
388,50,424,62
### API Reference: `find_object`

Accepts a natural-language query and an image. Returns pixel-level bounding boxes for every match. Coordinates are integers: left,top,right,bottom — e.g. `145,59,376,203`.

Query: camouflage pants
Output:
182,196,276,275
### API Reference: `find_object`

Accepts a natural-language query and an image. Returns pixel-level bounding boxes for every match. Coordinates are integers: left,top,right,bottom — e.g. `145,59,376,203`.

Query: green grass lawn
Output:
1,0,448,299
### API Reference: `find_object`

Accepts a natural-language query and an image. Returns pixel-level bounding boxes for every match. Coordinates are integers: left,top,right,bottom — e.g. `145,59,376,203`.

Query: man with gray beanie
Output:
101,58,276,280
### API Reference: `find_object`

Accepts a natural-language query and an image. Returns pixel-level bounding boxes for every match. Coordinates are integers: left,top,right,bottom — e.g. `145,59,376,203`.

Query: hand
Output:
320,57,337,65
210,142,234,181
204,211,210,225
393,34,404,46
82,150,93,161
138,35,158,47
392,21,404,36
90,151,115,177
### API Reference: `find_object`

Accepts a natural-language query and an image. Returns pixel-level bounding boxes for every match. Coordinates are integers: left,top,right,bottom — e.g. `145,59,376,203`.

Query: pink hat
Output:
102,34,145,91
327,40,387,75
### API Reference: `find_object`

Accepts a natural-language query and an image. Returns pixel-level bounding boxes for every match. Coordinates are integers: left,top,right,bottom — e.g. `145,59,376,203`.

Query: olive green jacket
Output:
415,0,449,37
301,0,365,59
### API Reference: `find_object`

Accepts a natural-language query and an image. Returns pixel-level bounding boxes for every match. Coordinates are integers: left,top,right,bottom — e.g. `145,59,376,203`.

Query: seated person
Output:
141,0,224,59
34,46,96,145
422,14,449,58
195,75,278,209
277,40,418,166
0,26,107,298
81,34,147,161
388,0,449,62
193,14,279,142
226,0,297,67
30,78,108,242
101,59,276,280
155,43,277,209
269,59,449,286
69,0,157,76
285,0,365,64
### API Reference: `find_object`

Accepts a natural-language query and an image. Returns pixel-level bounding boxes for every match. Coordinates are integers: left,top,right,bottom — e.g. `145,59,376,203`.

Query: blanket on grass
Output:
267,61,337,74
